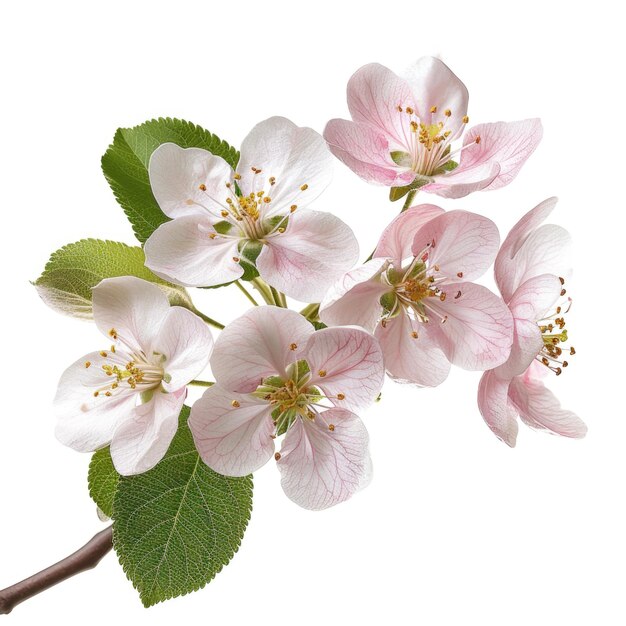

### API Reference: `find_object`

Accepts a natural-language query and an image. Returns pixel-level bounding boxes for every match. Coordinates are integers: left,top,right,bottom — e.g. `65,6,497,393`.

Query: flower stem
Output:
300,303,320,321
234,280,259,306
0,526,113,615
270,286,287,308
251,278,277,305
189,379,215,387
192,309,225,330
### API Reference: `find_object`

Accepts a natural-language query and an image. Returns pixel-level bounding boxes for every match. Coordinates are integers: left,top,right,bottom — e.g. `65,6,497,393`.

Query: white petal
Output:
477,370,519,447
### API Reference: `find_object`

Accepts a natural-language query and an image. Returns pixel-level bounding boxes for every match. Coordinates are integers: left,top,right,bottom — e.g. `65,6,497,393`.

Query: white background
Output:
1,1,623,624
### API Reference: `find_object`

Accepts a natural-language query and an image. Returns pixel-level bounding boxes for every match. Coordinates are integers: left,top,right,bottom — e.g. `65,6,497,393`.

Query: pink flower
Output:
477,198,586,446
188,306,384,510
144,116,359,302
324,57,542,199
320,205,513,387
55,277,213,475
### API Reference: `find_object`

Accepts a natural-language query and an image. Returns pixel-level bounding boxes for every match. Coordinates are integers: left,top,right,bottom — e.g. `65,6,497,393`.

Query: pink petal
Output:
277,409,369,510
149,143,234,219
411,210,500,281
374,312,450,387
374,204,444,264
189,385,275,477
508,274,562,323
494,318,543,381
509,376,587,439
210,306,314,393
426,282,514,371
324,119,413,186
421,161,500,199
403,57,469,139
477,370,519,447
55,350,138,452
257,208,359,302
92,276,171,354
154,306,214,392
346,63,414,148
459,119,543,191
144,215,244,288
237,116,333,210
109,389,184,475
305,327,385,412
319,258,389,332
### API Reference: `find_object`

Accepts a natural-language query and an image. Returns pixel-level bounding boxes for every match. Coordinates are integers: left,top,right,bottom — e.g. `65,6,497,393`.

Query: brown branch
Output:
0,526,113,615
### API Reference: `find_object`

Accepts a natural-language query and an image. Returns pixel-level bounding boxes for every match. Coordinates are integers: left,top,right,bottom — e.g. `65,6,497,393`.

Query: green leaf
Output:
88,447,119,518
389,175,432,202
102,118,239,243
434,159,459,174
34,239,193,320
113,406,253,607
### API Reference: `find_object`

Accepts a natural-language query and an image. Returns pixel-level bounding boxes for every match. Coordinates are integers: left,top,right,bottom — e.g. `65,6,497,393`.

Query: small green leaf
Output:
34,239,193,320
389,175,432,202
113,406,253,607
88,447,119,518
435,159,459,173
390,150,412,167
101,118,239,243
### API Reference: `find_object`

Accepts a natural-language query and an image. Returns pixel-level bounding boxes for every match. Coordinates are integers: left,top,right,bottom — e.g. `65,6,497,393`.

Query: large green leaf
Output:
112,406,253,607
34,239,193,319
102,118,239,243
88,447,118,518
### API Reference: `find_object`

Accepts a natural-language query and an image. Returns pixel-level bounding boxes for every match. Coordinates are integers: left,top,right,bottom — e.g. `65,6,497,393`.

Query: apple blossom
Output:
55,276,213,475
477,198,586,446
144,116,359,302
320,205,514,386
324,57,542,199
189,306,384,510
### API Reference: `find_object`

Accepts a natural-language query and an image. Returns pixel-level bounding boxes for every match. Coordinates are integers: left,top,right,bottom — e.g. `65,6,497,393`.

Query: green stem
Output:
270,286,287,308
234,280,259,306
193,309,225,330
189,380,215,388
300,303,320,321
251,278,276,305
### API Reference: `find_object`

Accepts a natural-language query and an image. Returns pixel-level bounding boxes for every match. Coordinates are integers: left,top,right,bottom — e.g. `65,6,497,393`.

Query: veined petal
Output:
509,376,587,439
305,327,384,412
477,370,519,447
319,258,389,332
211,306,314,392
92,276,170,355
459,119,543,191
277,409,369,510
508,274,562,323
411,210,500,281
237,117,333,210
149,143,234,219
257,209,359,302
375,313,450,387
422,161,500,199
494,317,543,381
154,306,213,393
324,119,414,186
189,385,275,477
109,389,184,475
374,204,444,265
426,282,514,371
144,215,244,288
55,350,138,452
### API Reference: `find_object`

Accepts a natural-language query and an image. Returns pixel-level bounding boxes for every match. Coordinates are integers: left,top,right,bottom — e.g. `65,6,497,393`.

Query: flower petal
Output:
374,312,450,387
257,209,359,302
426,282,514,371
507,274,563,323
411,210,500,281
422,160,500,199
509,376,587,439
189,385,275,477
458,119,543,191
55,350,138,452
109,389,184,475
237,116,333,210
144,215,244,288
154,306,214,392
494,317,543,381
305,327,385,412
277,409,369,510
211,306,314,393
477,370,519,447
149,143,234,219
92,276,170,355
319,258,389,332
374,203,444,264
324,119,413,186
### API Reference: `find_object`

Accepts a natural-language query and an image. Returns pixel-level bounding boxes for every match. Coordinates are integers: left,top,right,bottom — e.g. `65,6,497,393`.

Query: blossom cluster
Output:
51,57,584,511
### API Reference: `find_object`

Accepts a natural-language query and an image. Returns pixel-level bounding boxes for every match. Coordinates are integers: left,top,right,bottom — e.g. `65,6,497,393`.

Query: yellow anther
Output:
328,424,335,432
199,183,207,191
411,331,418,339
290,205,297,212
318,370,327,377
233,256,240,263
231,400,241,408
405,106,414,115
111,345,116,353
269,176,276,185
100,351,108,357
462,115,469,124
444,109,451,117
105,391,112,397
221,210,229,217
109,328,118,339
274,452,281,461
337,393,345,401
263,197,271,203
300,184,308,191
209,233,217,239
430,105,437,113
85,361,91,368
277,227,285,233
93,391,99,397
290,343,298,351
234,173,241,180
475,136,481,144
439,292,447,302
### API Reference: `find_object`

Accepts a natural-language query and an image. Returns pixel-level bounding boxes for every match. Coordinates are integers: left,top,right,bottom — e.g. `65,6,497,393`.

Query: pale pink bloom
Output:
144,116,359,302
478,198,586,446
320,205,513,387
55,277,213,475
189,306,384,510
324,57,542,199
